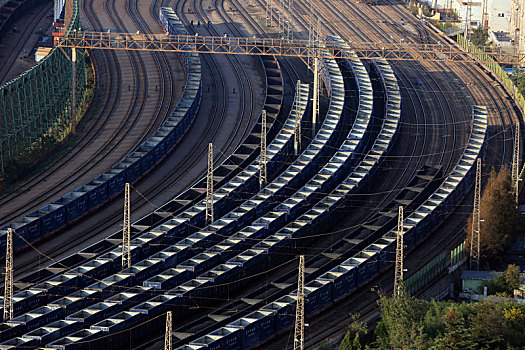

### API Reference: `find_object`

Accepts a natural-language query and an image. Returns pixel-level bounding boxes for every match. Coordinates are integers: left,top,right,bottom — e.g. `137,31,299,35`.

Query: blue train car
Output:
78,179,108,210
190,327,242,350
318,265,357,302
46,329,103,350
24,321,76,345
28,204,66,237
229,311,275,349
53,191,89,222
115,156,142,184
304,280,332,316
263,296,296,335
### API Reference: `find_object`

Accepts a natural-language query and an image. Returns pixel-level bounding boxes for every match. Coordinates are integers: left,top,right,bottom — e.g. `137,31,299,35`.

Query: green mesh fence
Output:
456,35,525,179
0,0,86,176
405,241,465,295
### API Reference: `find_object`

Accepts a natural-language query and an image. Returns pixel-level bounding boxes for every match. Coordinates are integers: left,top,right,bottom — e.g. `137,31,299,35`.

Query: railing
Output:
0,0,86,177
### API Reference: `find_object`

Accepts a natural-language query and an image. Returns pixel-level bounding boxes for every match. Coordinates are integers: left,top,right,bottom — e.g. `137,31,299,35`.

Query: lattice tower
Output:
259,110,268,188
122,182,131,269
206,143,214,224
512,123,520,205
3,228,13,321
394,206,404,296
293,255,305,350
164,311,172,350
294,80,302,155
470,158,482,270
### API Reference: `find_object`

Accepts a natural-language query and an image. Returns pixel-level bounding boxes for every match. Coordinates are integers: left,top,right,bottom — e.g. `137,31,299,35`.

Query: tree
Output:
485,264,521,296
340,313,367,350
373,286,427,349
339,331,353,350
465,167,519,268
510,72,525,96
432,307,477,349
356,290,525,349
352,333,361,350
504,264,521,291
471,27,489,47
470,301,505,347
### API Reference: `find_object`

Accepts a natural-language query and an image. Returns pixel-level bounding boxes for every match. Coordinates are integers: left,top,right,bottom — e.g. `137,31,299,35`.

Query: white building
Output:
487,0,511,33
457,0,482,23
421,0,482,26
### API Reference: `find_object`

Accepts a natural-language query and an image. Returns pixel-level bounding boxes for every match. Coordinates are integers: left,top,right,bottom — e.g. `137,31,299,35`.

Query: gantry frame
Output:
57,30,525,65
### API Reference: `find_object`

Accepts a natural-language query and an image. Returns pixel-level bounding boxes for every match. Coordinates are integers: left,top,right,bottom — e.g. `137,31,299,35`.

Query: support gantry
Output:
57,31,525,65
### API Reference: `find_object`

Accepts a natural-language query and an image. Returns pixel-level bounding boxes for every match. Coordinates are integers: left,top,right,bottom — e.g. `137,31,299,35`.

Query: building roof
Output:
461,270,502,280
35,47,52,55
492,31,512,42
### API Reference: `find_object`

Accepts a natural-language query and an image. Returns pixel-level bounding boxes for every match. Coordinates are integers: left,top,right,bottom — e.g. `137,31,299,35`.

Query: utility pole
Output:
394,206,404,296
122,182,131,269
3,228,13,321
259,110,267,188
287,0,293,41
294,80,302,156
470,158,482,270
464,1,472,39
512,123,520,206
276,10,282,38
312,57,319,138
308,0,314,69
71,46,77,134
481,0,488,28
266,0,272,27
206,143,214,224
164,311,172,350
293,255,305,350
312,19,321,138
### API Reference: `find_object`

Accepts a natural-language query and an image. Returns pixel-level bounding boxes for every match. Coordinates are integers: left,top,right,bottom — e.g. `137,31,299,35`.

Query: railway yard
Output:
0,0,521,348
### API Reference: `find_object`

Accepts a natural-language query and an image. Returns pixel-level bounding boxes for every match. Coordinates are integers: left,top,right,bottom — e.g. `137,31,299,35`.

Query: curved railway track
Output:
74,0,458,348
161,0,477,348
0,0,176,230
5,0,260,282
263,0,518,347
371,0,515,169
130,0,450,346
0,0,518,348
0,4,324,344
0,1,54,85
